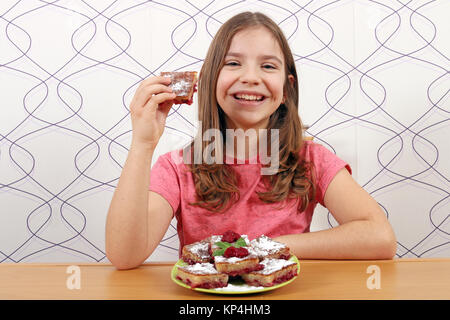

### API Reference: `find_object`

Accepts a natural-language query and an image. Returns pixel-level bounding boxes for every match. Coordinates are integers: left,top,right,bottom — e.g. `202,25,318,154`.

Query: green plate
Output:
171,255,300,294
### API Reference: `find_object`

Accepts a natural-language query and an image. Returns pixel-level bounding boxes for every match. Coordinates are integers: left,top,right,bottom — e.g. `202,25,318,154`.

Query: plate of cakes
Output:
171,230,300,294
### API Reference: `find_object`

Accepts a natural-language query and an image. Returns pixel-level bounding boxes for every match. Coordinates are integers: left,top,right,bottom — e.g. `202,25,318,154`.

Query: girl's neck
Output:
224,128,270,161
223,117,271,161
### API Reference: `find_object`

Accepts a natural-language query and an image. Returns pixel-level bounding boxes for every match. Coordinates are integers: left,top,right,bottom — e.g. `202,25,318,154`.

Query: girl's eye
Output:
262,64,276,69
225,61,240,66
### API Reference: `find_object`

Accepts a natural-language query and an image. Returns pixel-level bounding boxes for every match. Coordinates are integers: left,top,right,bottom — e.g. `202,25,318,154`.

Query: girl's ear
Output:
287,74,295,88
282,74,296,103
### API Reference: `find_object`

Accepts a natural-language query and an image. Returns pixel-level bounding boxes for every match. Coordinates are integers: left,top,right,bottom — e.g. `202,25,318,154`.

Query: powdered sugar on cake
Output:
253,258,296,275
214,255,256,263
170,79,189,96
160,71,198,105
188,241,210,259
213,283,264,292
210,235,222,243
211,234,250,244
249,235,286,256
179,263,219,274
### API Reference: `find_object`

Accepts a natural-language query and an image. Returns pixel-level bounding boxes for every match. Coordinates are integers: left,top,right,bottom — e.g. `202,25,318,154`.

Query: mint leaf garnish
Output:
213,237,247,256
233,237,247,248
215,241,232,249
213,249,225,256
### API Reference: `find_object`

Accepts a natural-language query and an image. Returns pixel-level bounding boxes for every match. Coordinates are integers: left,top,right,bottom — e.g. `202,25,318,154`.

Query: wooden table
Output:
1,258,449,300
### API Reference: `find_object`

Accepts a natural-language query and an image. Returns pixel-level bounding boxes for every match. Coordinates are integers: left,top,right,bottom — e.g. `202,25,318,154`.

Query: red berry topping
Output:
222,230,241,243
235,247,249,258
223,247,237,258
223,246,249,258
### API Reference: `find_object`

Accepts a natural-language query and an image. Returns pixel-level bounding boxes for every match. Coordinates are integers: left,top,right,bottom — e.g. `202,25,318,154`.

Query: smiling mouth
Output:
233,94,265,102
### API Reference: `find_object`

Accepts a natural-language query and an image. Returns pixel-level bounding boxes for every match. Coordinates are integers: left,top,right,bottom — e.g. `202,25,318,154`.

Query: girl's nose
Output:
239,67,261,85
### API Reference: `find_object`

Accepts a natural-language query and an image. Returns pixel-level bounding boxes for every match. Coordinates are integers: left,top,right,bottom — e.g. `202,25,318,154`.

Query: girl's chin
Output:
225,117,270,131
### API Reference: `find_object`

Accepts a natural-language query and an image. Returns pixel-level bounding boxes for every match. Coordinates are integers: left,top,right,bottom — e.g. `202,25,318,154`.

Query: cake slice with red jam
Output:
176,263,228,289
181,239,211,265
160,71,198,105
214,253,262,277
248,235,291,260
211,231,262,276
241,258,298,287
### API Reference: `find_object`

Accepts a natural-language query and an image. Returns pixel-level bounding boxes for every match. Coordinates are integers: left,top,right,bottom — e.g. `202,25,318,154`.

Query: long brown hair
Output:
183,11,315,213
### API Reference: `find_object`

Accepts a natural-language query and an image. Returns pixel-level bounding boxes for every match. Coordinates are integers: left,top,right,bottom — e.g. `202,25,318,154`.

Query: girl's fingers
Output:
145,92,176,111
131,77,172,109
132,84,172,109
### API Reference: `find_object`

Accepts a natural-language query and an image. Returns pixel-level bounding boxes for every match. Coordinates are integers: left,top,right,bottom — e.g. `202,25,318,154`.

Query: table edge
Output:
0,257,449,267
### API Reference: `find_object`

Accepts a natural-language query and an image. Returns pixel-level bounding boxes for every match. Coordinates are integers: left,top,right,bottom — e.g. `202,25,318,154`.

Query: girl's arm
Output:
105,145,173,270
274,168,397,260
105,76,176,270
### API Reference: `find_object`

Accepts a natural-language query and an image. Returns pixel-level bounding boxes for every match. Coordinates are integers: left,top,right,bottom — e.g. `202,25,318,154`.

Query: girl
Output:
105,12,397,270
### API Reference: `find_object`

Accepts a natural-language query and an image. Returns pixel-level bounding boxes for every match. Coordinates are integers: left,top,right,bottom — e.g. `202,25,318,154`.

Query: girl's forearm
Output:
274,220,397,260
105,144,154,268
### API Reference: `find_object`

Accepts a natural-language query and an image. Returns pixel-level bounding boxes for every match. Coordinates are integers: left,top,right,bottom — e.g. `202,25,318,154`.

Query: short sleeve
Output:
149,152,181,217
310,143,352,206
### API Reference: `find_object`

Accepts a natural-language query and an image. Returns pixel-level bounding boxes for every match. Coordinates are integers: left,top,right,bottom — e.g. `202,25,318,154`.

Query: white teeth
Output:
235,94,264,101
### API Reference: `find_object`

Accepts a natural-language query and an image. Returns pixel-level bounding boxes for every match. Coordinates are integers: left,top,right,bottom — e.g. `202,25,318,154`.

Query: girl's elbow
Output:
105,247,146,270
387,235,398,259
378,229,397,260
114,262,141,270
108,255,142,270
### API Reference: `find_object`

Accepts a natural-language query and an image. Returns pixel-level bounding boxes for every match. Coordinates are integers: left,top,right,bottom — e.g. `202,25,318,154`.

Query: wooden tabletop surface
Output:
1,258,449,300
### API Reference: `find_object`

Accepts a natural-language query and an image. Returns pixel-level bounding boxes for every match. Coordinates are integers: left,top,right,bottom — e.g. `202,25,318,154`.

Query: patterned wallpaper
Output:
0,0,448,263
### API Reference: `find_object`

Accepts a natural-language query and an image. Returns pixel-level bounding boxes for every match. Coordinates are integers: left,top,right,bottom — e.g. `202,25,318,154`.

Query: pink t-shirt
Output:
149,141,351,256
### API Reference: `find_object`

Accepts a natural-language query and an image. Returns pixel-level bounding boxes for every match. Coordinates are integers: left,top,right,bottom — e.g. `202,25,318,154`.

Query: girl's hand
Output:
129,76,176,150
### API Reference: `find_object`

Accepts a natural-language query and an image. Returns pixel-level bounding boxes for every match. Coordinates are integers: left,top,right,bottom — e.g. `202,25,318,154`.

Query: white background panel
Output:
0,0,448,263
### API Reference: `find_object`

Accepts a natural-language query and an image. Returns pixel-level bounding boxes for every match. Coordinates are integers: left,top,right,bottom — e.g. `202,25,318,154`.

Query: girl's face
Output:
216,26,290,132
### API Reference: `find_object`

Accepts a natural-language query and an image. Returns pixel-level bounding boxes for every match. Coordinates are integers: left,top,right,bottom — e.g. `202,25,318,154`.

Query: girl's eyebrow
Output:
225,52,283,65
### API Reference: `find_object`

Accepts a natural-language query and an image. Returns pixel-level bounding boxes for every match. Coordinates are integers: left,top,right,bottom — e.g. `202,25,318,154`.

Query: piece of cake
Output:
241,258,298,287
181,239,211,265
176,263,228,289
160,71,198,105
176,231,298,289
210,231,260,276
248,235,291,260
214,254,262,277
